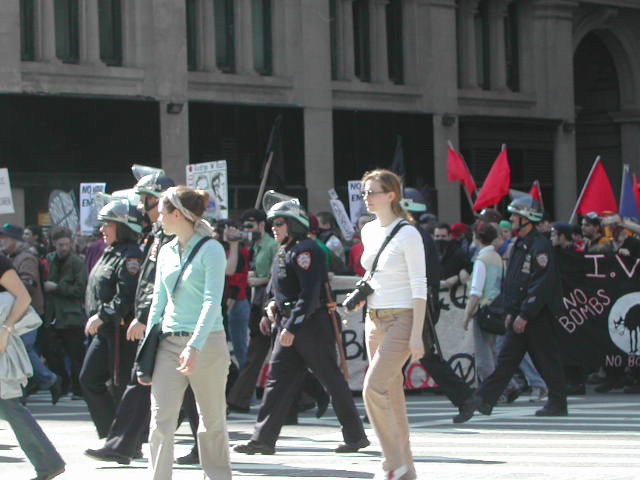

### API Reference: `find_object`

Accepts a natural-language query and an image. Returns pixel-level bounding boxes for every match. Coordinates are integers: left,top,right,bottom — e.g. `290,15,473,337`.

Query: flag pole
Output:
569,155,601,224
254,150,274,209
447,140,477,211
619,164,629,214
535,180,545,212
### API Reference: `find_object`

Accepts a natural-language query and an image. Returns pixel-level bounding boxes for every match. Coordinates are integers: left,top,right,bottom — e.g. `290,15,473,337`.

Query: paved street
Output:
2,389,639,479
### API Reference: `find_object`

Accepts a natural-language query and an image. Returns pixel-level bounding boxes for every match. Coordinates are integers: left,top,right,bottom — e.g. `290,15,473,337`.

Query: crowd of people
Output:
1,167,639,480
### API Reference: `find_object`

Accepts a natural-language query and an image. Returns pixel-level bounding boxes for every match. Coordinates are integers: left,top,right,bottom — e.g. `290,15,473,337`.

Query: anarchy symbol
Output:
449,282,468,309
448,353,475,386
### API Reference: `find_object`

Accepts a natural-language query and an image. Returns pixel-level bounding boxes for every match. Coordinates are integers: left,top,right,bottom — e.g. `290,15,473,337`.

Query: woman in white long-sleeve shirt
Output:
356,169,426,480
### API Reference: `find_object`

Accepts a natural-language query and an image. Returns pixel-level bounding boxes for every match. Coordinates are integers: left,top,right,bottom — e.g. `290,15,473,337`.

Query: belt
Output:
159,331,192,339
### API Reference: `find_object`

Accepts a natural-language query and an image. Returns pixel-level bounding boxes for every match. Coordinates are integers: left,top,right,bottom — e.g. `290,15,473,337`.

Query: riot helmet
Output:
400,187,428,213
97,198,144,234
263,190,310,230
507,194,543,223
134,172,176,198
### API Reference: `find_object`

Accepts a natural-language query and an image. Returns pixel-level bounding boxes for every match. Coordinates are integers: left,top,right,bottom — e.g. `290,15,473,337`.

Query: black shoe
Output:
334,437,370,453
566,383,586,395
452,396,480,424
70,393,83,401
595,379,625,393
30,466,65,480
85,447,132,465
506,387,522,403
227,402,250,414
234,440,275,455
49,376,63,405
132,450,143,460
176,448,199,465
535,405,568,417
315,392,330,419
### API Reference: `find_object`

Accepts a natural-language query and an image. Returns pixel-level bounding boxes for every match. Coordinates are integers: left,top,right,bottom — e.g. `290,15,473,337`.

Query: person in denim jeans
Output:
0,253,65,480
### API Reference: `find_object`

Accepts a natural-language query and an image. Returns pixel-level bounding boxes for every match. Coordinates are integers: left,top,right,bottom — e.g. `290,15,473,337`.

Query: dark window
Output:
54,0,80,63
186,0,198,71
215,0,235,72
329,0,338,80
98,0,122,66
20,0,36,61
474,0,490,90
353,0,370,82
505,2,519,92
386,0,403,84
252,0,272,75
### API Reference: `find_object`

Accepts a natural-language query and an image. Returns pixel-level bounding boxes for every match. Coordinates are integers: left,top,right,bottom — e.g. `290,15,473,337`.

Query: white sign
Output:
328,189,355,241
348,180,367,226
49,190,79,233
186,160,228,220
79,183,106,235
0,169,15,215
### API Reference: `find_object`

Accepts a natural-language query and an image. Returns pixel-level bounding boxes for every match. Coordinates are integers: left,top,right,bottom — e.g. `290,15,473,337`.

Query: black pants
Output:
40,326,86,396
79,327,138,438
103,366,151,456
420,353,473,407
227,304,271,409
477,311,567,409
252,310,365,447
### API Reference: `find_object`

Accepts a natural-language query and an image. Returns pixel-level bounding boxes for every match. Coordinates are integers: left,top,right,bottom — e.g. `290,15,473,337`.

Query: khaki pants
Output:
149,331,231,480
364,308,415,476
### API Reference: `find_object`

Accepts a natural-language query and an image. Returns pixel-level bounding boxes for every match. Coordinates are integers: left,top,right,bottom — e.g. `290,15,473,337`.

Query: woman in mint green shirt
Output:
146,186,232,480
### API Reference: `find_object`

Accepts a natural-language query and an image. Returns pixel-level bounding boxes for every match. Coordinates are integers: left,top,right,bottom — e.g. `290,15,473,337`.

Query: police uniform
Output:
249,237,367,449
80,240,143,438
475,229,567,413
99,225,172,457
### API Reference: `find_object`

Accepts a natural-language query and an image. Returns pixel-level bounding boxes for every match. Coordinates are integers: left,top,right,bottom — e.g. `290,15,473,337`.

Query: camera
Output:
342,280,374,311
225,230,254,243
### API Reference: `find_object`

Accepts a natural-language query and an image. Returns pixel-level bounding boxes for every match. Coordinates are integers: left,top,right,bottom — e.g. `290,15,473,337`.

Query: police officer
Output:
234,193,368,454
455,194,568,422
80,198,144,439
85,173,175,463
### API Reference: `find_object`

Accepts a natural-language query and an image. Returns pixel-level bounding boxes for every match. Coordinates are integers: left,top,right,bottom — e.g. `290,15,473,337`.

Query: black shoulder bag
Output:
135,236,212,383
342,221,409,310
474,259,507,335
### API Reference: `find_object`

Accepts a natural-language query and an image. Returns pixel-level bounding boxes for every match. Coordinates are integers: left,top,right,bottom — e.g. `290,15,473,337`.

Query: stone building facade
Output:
0,0,639,224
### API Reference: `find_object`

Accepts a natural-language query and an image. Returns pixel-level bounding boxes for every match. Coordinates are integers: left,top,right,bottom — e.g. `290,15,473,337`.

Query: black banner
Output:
555,249,640,370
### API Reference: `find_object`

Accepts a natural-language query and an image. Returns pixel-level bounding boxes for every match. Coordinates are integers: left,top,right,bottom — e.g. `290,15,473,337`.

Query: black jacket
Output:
271,237,328,334
85,240,142,327
438,240,472,280
504,230,562,321
135,225,173,325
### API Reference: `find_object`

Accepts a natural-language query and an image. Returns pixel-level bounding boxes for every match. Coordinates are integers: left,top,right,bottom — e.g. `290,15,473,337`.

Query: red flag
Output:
447,145,477,195
473,148,511,211
576,160,618,215
633,173,640,211
529,180,544,211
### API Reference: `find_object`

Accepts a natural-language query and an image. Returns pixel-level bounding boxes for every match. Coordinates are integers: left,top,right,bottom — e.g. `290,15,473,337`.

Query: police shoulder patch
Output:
126,258,141,275
536,253,548,268
296,251,312,270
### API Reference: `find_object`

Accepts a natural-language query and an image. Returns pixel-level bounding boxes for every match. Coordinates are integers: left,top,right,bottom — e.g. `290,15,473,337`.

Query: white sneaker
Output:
529,387,548,402
374,465,410,480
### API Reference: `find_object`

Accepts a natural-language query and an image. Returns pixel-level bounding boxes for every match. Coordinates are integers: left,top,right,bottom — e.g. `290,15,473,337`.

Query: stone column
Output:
457,0,479,89
339,0,356,80
553,124,577,220
619,117,640,175
201,0,219,72
489,0,510,91
236,0,255,75
152,0,190,182
370,0,390,84
81,0,102,65
0,0,21,89
39,0,59,62
298,0,334,212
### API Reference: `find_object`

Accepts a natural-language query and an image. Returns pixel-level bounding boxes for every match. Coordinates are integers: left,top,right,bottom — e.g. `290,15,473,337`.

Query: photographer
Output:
355,169,426,480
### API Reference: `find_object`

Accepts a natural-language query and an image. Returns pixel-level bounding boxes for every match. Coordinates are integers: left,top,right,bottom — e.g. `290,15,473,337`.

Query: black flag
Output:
263,114,285,188
390,135,406,180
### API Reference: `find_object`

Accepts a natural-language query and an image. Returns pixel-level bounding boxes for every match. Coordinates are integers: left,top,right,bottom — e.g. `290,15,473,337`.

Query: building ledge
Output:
458,88,537,109
332,81,422,110
188,72,293,104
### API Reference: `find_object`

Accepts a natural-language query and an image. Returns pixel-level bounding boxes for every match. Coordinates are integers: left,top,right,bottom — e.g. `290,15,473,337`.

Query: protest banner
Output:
79,183,106,235
348,180,367,226
48,190,79,233
186,161,228,220
0,168,15,215
328,189,355,241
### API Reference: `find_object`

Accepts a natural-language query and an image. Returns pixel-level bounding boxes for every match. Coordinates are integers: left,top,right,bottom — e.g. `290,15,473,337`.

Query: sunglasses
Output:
272,219,287,227
360,190,386,198
242,223,256,229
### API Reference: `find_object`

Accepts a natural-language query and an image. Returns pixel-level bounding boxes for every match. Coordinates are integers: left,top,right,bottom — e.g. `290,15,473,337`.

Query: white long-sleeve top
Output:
360,217,427,309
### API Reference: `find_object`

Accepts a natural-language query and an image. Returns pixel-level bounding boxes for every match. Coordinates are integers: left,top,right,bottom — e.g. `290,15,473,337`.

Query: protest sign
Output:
0,169,15,215
348,180,367,226
48,190,79,233
328,189,355,241
79,183,106,235
186,161,228,219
